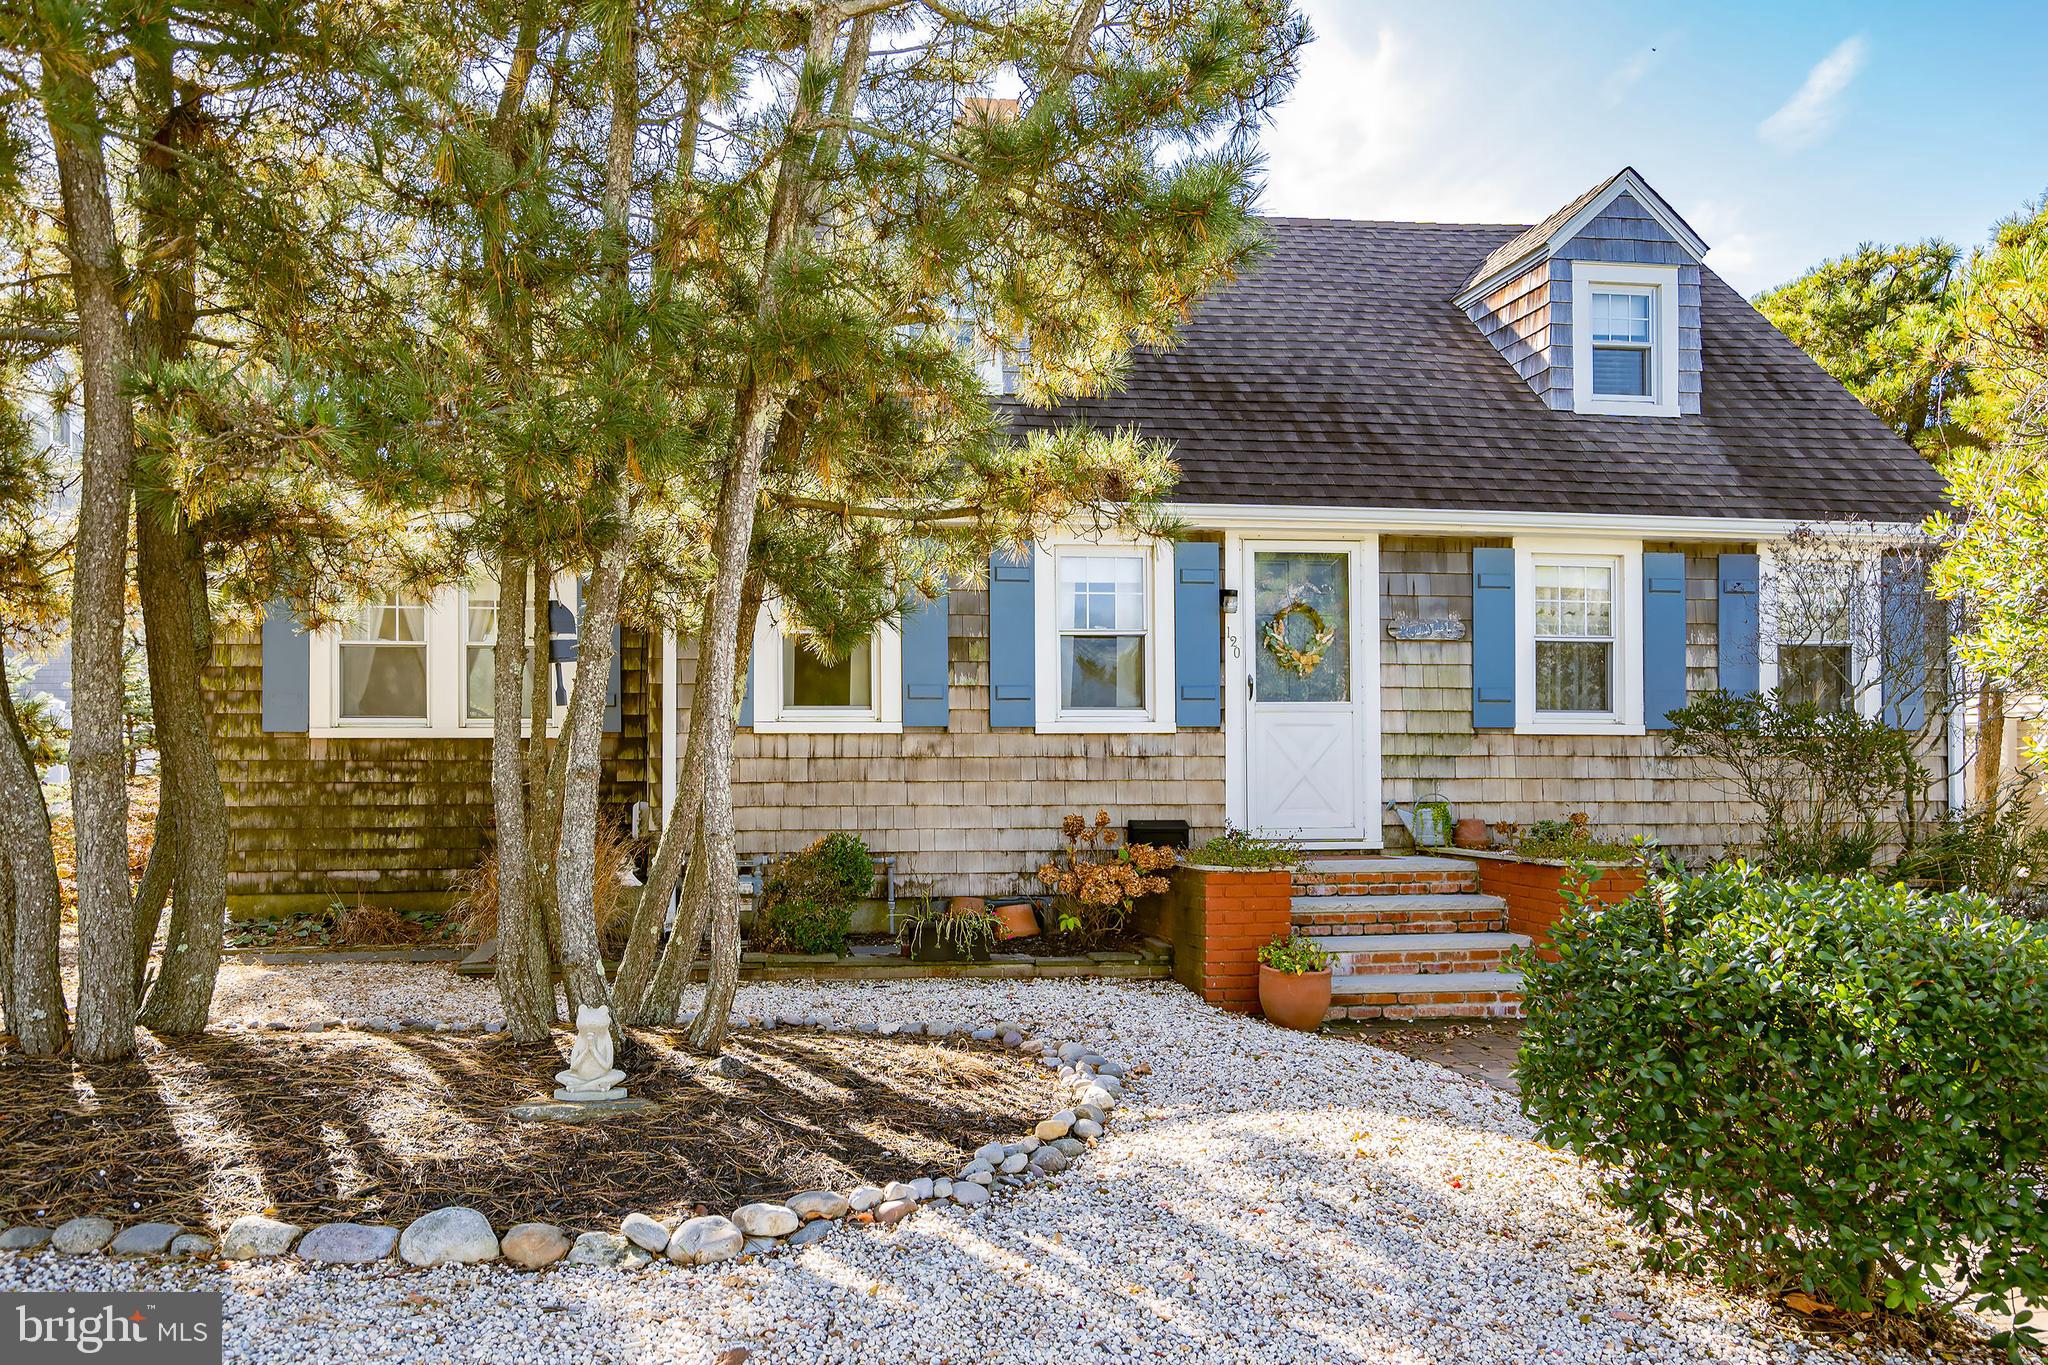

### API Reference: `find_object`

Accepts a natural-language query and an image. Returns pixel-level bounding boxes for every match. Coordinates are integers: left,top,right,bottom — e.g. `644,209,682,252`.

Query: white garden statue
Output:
554,1005,628,1102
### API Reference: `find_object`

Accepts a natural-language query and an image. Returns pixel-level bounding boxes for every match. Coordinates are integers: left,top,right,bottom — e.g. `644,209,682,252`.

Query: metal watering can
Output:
1387,794,1454,849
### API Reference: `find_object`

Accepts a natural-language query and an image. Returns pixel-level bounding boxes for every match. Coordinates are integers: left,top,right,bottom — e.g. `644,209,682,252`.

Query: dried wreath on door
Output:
1262,600,1335,676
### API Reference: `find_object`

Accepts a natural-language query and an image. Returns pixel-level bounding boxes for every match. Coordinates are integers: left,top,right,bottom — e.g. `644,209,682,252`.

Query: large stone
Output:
296,1223,399,1265
909,1178,934,1202
1029,1147,1070,1175
0,1226,52,1250
999,1152,1029,1175
847,1186,883,1213
168,1235,213,1258
881,1181,917,1203
1034,1111,1075,1142
565,1231,649,1269
109,1222,182,1256
620,1212,670,1252
667,1216,744,1266
222,1215,303,1260
501,1223,571,1269
787,1219,836,1248
1078,1085,1117,1110
730,1204,799,1238
873,1199,917,1226
1073,1118,1103,1140
51,1217,117,1254
1052,1137,1086,1158
951,1181,990,1208
740,1238,780,1257
786,1191,849,1222
973,1142,1006,1165
398,1207,498,1267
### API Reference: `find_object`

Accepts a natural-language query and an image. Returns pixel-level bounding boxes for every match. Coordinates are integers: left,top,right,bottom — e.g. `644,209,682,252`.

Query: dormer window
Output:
1570,261,1681,417
1590,290,1654,397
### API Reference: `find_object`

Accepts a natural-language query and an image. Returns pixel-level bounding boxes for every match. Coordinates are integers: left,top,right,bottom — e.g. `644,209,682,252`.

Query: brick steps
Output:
1293,854,1480,898
1314,930,1529,976
1291,892,1508,936
1327,970,1524,1022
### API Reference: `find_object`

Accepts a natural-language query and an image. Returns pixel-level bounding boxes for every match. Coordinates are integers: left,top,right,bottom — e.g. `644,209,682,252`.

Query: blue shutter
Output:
1717,553,1760,697
987,548,1036,727
1881,551,1928,731
260,600,310,733
737,654,754,728
1173,542,1222,727
900,589,951,728
1470,547,1515,728
603,624,623,733
1642,552,1688,730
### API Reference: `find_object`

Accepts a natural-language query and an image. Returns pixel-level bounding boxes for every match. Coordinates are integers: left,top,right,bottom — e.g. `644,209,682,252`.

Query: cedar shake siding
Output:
210,626,648,915
1378,536,1747,855
665,582,1229,896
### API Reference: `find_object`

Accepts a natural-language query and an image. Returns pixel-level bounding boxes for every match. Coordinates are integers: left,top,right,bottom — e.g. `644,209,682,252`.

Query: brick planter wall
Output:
1475,856,1645,951
1143,866,1295,1013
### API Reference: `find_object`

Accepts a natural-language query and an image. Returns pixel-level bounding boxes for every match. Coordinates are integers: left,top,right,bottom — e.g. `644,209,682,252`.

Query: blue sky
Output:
1257,0,2048,294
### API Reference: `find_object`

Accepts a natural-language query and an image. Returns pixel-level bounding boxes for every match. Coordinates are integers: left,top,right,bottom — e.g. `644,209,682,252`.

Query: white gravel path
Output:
1,970,1990,1363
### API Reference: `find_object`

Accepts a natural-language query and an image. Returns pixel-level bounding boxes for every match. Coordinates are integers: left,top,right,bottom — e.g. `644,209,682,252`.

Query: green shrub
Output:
1190,824,1304,870
1518,864,2048,1331
1506,812,1641,863
1893,785,2048,907
753,832,872,955
753,897,850,956
1256,933,1332,975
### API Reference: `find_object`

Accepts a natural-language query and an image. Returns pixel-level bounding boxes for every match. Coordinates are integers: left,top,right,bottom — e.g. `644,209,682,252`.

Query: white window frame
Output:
1514,536,1645,736
1033,537,1176,735
1571,261,1681,418
748,604,903,735
308,574,576,740
1757,546,1882,720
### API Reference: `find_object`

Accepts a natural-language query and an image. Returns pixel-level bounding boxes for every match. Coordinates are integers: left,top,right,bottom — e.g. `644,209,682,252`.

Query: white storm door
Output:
1244,543,1369,844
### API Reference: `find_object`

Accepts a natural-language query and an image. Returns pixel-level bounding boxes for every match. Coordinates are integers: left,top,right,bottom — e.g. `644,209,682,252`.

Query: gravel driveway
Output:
0,971,1987,1363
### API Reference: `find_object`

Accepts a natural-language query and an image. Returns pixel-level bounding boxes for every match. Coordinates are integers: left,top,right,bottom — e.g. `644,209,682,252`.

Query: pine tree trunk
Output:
636,570,763,1026
136,515,228,1033
550,529,631,1017
490,552,553,1039
130,804,174,997
684,400,781,1054
0,647,67,1055
525,566,567,987
42,51,139,1061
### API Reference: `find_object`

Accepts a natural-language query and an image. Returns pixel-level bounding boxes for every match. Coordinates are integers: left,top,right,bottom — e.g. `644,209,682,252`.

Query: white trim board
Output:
1168,502,1930,542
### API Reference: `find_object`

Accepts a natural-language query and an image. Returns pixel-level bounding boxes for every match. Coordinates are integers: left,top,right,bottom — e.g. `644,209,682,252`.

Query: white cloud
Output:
1600,45,1663,107
1758,35,1868,151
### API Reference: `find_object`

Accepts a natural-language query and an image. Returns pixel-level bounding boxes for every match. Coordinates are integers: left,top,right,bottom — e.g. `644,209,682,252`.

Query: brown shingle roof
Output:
1006,217,1944,523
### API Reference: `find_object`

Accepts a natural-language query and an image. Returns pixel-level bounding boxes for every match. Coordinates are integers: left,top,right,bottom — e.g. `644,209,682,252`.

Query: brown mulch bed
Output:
0,1028,1057,1232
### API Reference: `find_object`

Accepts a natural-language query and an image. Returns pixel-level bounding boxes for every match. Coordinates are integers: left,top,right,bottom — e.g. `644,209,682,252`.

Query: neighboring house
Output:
221,168,1950,919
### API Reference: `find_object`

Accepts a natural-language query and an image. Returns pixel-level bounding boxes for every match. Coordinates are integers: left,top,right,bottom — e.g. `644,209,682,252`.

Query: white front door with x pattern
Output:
1244,544,1368,844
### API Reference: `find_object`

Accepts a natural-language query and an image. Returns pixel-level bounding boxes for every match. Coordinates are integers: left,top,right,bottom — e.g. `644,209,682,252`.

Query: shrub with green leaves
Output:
1518,864,2048,1330
1257,933,1332,975
753,832,873,955
1190,824,1304,870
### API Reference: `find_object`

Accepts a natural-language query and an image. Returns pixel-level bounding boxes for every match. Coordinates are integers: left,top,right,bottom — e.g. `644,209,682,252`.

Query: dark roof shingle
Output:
1007,217,1945,523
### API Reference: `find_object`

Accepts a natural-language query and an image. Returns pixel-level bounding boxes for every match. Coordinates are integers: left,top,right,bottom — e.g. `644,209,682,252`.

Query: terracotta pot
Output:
990,899,1041,940
1452,817,1491,850
1258,965,1332,1032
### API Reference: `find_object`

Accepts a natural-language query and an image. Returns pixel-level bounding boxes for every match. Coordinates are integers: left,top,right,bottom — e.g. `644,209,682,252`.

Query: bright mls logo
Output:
6,1293,221,1363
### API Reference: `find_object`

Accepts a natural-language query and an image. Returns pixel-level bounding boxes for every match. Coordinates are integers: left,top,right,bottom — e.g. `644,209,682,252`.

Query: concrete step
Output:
1315,931,1530,976
1294,855,1480,898
1291,892,1508,936
1327,969,1524,1022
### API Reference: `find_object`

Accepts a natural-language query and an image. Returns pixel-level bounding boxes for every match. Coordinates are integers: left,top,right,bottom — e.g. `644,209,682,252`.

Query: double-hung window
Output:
1513,537,1645,734
1032,539,1174,734
1533,561,1616,716
1759,548,1878,718
1056,552,1148,712
1570,261,1680,416
783,630,876,714
337,594,429,723
1589,289,1653,398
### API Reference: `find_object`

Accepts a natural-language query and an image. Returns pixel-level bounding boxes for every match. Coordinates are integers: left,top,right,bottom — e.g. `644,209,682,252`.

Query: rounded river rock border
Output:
0,1013,1136,1273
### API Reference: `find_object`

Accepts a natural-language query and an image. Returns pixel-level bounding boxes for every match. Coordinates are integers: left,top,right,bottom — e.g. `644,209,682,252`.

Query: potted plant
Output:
897,890,1000,963
1257,933,1334,1032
